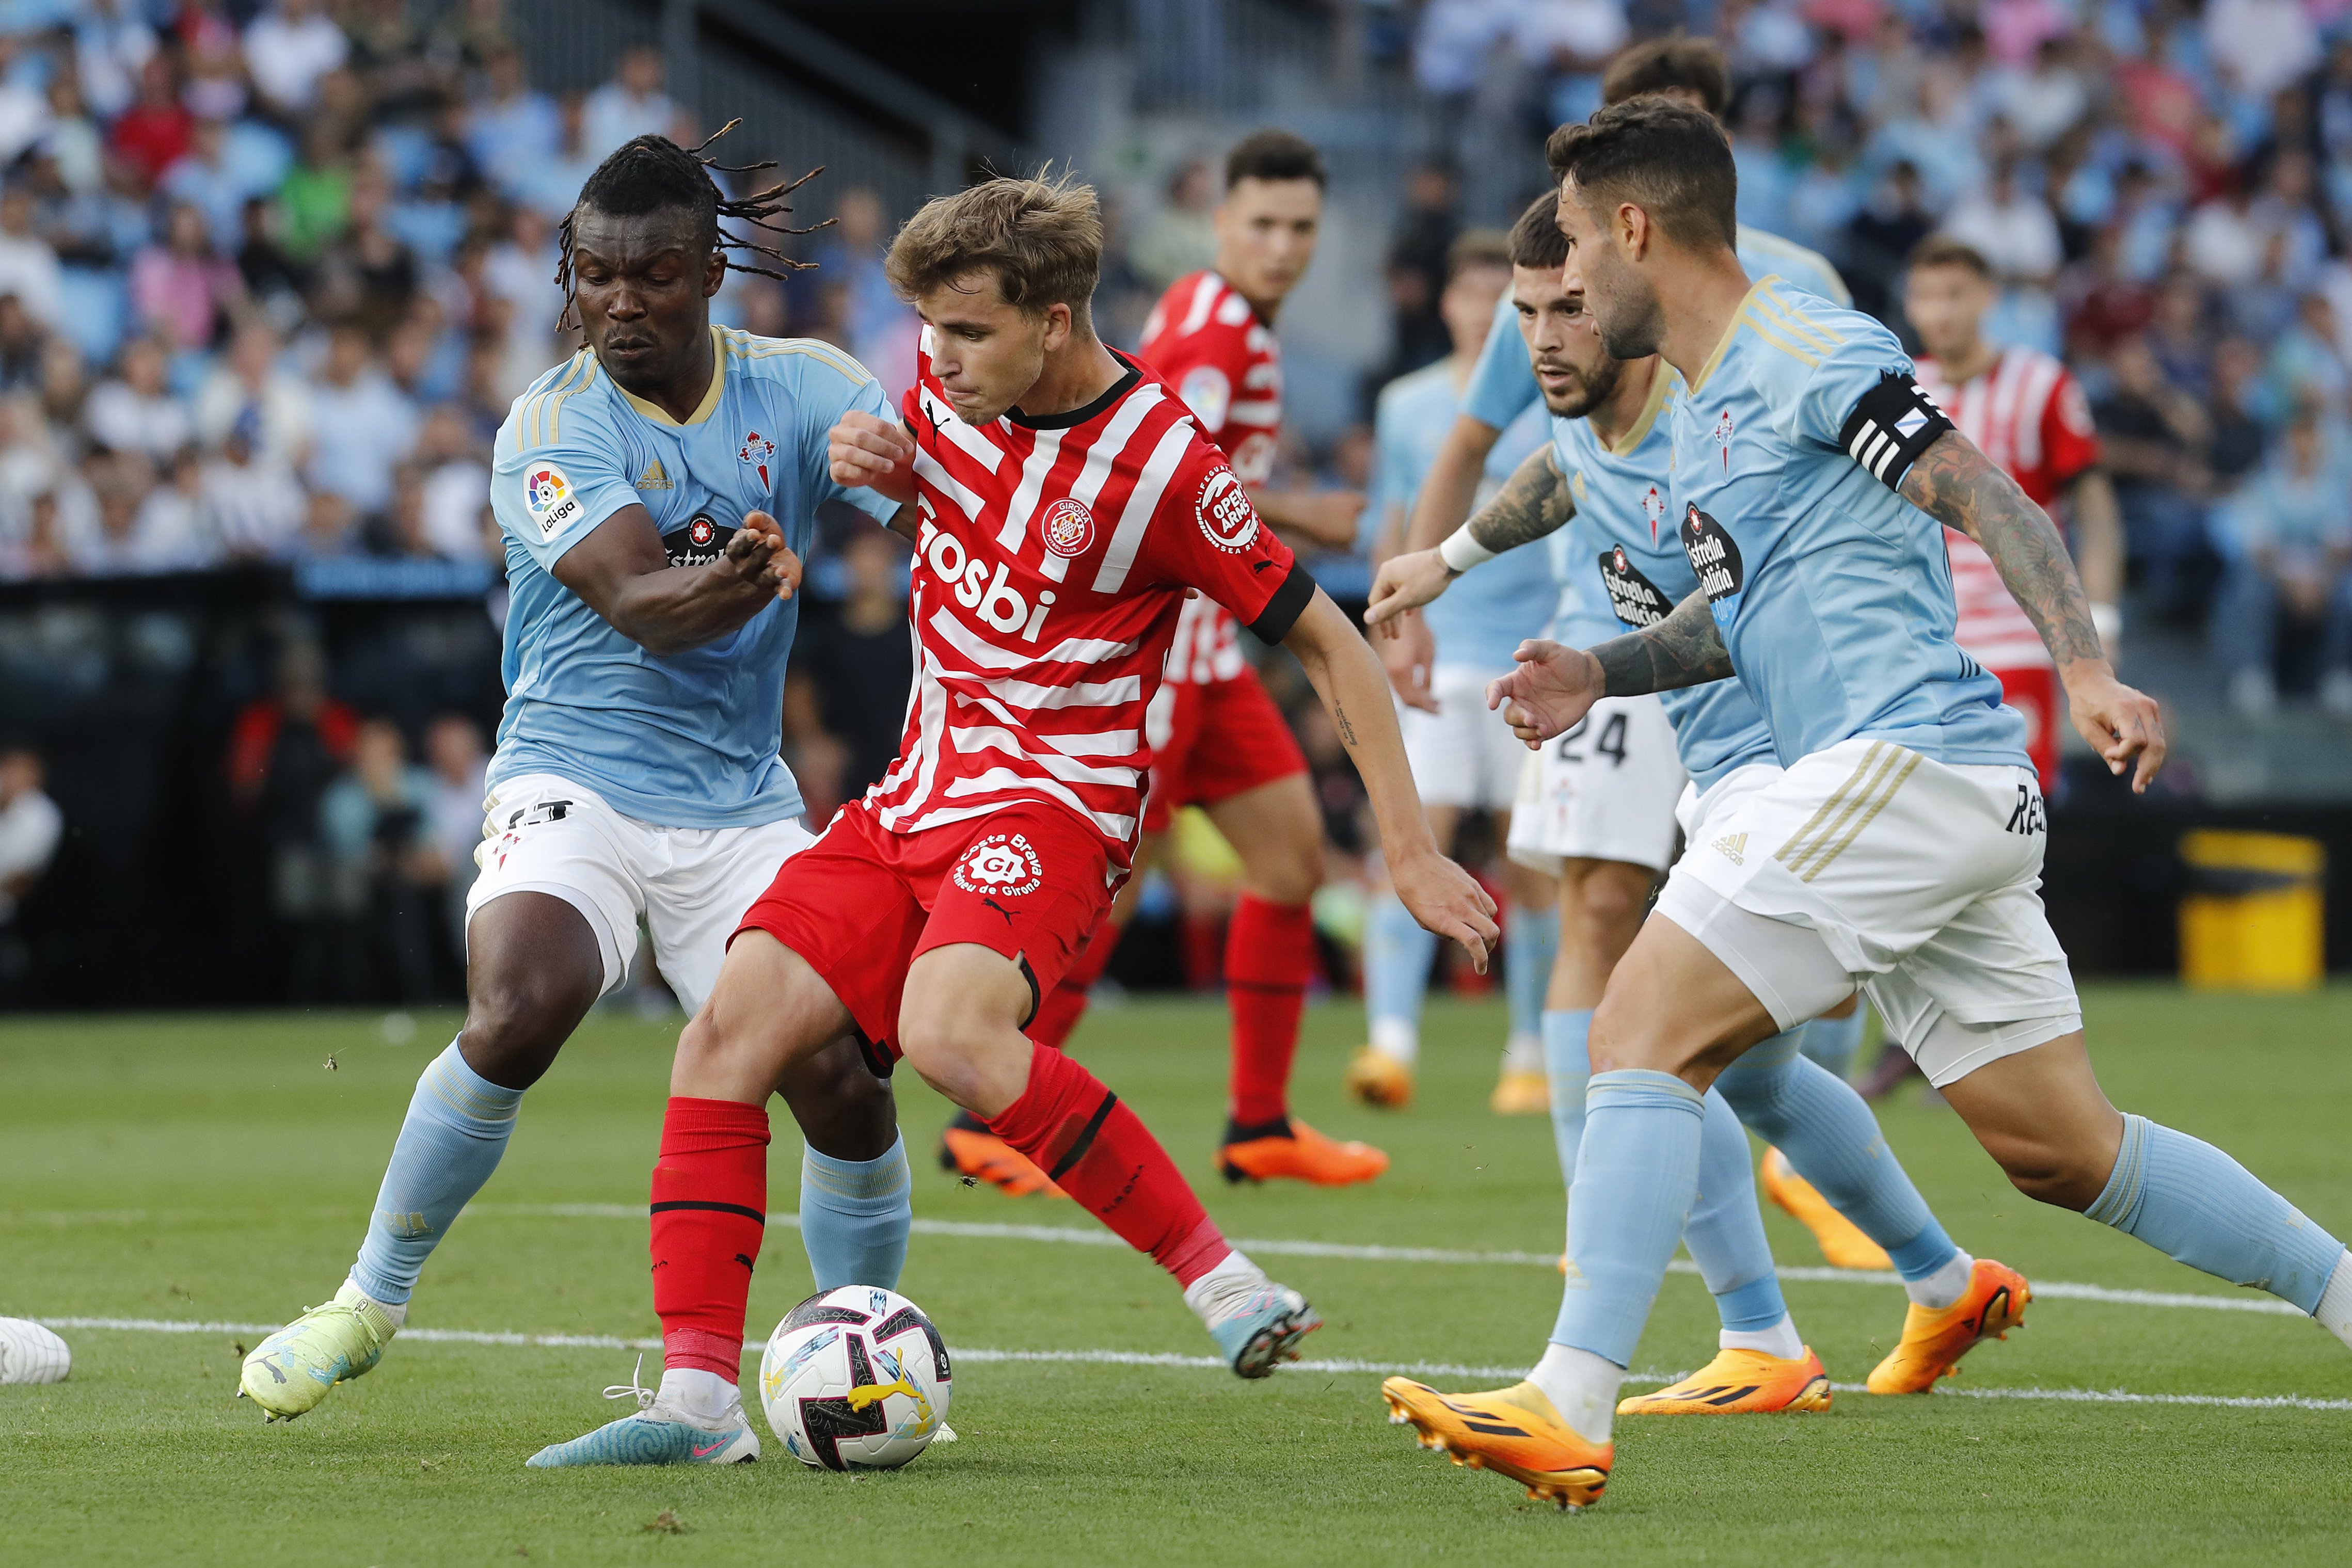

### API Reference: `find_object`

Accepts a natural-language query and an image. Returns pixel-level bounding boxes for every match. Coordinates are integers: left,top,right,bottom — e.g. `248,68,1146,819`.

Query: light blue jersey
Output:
1666,279,2027,770
489,326,895,828
1371,359,1554,669
1545,367,1778,792
1462,225,1849,434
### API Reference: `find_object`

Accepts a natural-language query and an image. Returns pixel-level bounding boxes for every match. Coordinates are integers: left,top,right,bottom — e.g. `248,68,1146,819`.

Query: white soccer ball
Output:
0,1318,69,1384
759,1286,951,1470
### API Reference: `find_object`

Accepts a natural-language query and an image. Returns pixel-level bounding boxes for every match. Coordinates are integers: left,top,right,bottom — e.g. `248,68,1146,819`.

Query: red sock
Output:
987,1044,1227,1287
1224,895,1313,1128
1029,915,1123,1051
650,1097,771,1379
1179,910,1225,989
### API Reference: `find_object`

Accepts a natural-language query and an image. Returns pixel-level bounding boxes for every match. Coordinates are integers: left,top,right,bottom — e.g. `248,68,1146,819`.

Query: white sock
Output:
1501,1031,1543,1074
1720,1311,1804,1361
1528,1342,1619,1446
342,1278,407,1332
656,1366,741,1429
1370,1016,1419,1066
1906,1249,1975,1310
1181,1249,1267,1322
2315,1250,2352,1350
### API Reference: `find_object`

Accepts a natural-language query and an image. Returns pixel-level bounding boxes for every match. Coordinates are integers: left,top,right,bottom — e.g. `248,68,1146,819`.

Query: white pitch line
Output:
28,1316,2352,1414
482,1204,2312,1319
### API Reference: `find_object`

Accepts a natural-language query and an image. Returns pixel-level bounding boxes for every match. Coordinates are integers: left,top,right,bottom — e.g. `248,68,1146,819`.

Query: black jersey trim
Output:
1007,349,1144,430
1246,563,1316,644
1836,371,1953,491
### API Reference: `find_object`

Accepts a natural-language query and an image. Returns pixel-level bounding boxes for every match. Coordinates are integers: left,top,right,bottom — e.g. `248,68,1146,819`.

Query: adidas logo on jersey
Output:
635,459,674,490
1712,833,1748,865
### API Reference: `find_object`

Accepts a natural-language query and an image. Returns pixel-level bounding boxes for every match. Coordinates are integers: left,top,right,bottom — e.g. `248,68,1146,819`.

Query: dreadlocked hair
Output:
553,119,826,331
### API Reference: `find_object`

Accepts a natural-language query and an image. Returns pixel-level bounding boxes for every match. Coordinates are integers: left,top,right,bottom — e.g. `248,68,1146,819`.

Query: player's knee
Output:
1985,1132,2108,1211
1576,874,1646,939
1247,837,1324,906
896,997,990,1104
1585,994,1687,1078
459,975,591,1087
777,1038,897,1161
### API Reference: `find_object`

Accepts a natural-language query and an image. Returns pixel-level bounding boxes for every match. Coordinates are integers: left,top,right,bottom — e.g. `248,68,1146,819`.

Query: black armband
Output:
1838,372,1952,490
1245,562,1317,644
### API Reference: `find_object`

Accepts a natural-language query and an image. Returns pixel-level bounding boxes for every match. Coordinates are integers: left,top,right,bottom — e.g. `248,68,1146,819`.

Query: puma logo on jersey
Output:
1712,833,1748,865
634,459,674,490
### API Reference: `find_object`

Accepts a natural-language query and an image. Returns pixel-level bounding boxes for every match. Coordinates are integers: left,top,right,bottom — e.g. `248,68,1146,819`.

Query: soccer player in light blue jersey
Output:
1349,229,1560,1115
1386,97,2352,1510
241,133,917,1463
1369,196,2009,1418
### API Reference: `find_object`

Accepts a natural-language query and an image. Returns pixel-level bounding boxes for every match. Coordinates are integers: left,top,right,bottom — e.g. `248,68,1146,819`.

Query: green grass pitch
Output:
4,986,2351,1565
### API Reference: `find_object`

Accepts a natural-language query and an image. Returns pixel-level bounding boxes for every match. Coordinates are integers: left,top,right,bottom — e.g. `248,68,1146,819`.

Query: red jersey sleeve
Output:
1133,443,1312,641
2042,367,2101,488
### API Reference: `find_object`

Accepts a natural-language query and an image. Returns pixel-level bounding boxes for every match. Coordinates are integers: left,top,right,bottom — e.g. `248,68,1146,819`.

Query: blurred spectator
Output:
0,747,60,927
276,120,355,262
319,716,440,1003
108,54,190,190
77,449,210,574
1132,157,1218,290
785,524,913,822
1382,161,1462,381
821,189,918,407
285,488,360,562
228,641,357,1001
200,415,299,563
415,403,489,561
129,201,242,350
2214,408,2352,715
512,91,602,224
234,194,306,329
422,711,488,951
83,336,190,461
310,170,419,338
466,47,557,200
0,188,61,329
193,318,312,469
305,325,418,515
584,44,674,159
1845,160,1934,322
245,0,352,123
0,294,43,393
2095,334,2220,622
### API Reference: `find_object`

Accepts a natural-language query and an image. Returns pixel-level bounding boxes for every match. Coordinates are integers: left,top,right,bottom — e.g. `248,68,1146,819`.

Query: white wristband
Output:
2091,601,2123,643
1438,526,1496,574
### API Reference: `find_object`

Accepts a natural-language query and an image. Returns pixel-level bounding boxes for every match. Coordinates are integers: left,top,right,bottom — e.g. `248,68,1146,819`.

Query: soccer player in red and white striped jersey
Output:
626,177,1496,1399
1904,236,2124,793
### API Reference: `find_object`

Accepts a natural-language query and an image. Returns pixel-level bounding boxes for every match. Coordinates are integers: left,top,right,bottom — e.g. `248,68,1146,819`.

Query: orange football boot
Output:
1867,1258,2030,1394
1381,1377,1611,1510
1615,1347,1833,1415
1760,1147,1895,1271
1489,1066,1550,1116
1219,1117,1388,1186
1343,1047,1414,1109
937,1116,1064,1197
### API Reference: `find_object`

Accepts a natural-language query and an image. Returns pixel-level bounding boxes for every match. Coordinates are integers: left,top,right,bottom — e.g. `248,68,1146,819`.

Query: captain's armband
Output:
1837,372,1952,491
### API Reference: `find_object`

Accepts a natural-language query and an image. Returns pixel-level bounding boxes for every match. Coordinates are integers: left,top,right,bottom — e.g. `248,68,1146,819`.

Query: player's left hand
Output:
829,410,918,503
1363,548,1454,633
1391,845,1500,973
1375,607,1440,713
1487,639,1602,746
2061,661,2166,793
725,510,801,601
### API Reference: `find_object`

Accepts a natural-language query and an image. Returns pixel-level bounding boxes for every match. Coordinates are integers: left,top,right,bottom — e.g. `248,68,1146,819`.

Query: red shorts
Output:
1993,664,2060,794
735,803,1113,1065
1141,666,1310,834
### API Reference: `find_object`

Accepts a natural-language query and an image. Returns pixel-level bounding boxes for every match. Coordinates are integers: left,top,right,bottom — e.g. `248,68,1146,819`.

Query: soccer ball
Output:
0,1318,70,1384
758,1286,951,1470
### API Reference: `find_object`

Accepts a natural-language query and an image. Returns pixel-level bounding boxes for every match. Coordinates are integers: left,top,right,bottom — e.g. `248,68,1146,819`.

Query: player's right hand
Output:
829,410,918,503
1391,845,1500,973
724,509,801,600
1487,639,1602,746
1363,547,1454,634
1375,609,1440,713
2062,662,2167,793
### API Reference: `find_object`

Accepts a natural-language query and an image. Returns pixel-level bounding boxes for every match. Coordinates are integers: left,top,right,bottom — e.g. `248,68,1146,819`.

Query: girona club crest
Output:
952,833,1044,897
1039,497,1095,558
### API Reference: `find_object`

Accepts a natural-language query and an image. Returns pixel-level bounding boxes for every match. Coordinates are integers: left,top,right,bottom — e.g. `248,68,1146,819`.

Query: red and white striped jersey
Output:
859,338,1308,865
1917,347,2100,674
1138,270,1285,685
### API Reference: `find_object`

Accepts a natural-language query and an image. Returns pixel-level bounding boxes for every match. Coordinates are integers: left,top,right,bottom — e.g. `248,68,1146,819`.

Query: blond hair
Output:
884,173,1103,317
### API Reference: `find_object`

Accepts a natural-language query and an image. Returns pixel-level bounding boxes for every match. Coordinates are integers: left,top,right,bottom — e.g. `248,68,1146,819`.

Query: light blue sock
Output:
1503,903,1560,1050
1552,1068,1706,1366
2086,1113,2346,1312
1713,1030,1957,1281
350,1041,523,1306
1363,892,1438,1054
1686,1086,1788,1332
1797,1007,1866,1081
800,1133,913,1291
1541,1009,1592,1187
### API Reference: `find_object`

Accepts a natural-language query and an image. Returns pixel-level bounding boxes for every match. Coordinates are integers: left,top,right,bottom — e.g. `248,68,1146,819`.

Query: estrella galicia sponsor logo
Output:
951,833,1045,897
1598,546,1673,628
662,512,737,567
1680,504,1742,602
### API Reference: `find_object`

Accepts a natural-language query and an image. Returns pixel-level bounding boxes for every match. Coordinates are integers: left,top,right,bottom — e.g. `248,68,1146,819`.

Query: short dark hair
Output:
1907,234,1993,280
1445,227,1513,282
1546,98,1738,252
1225,129,1326,191
1600,37,1730,119
1507,193,1569,271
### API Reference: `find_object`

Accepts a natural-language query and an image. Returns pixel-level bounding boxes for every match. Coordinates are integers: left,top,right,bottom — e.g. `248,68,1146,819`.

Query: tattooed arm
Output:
1282,585,1500,968
1363,443,1574,630
1899,428,2166,790
1481,588,1733,747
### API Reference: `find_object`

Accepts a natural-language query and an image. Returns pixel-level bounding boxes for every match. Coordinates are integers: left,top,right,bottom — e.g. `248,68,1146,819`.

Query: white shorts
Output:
1397,664,1528,811
1504,694,1687,876
465,772,815,1016
1653,739,2080,1089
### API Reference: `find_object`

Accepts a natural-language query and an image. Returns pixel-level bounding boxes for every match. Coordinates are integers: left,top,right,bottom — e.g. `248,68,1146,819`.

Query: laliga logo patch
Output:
1195,468,1259,553
952,833,1044,897
1040,497,1095,559
524,462,580,539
